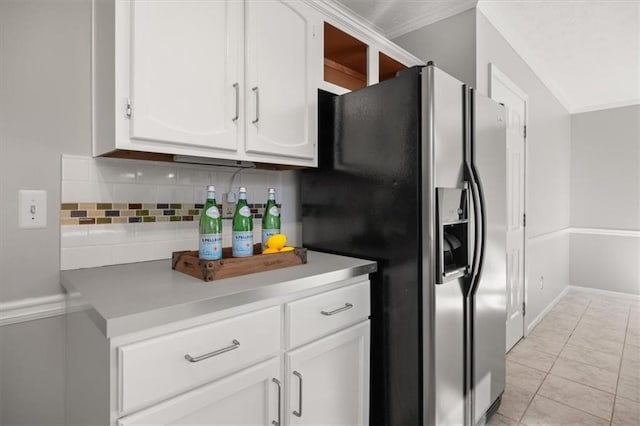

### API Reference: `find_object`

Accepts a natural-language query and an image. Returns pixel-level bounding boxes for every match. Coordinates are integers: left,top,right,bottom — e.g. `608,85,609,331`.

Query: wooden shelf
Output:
324,22,368,90
379,51,407,82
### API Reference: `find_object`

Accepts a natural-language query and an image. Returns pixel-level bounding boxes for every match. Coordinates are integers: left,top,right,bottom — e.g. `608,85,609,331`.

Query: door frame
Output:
488,63,529,343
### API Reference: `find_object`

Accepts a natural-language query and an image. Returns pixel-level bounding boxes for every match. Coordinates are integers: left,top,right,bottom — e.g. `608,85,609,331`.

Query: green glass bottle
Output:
232,186,254,257
262,188,281,250
199,185,222,260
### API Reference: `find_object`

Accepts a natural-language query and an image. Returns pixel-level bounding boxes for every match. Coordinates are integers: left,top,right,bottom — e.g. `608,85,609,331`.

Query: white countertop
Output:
60,251,376,337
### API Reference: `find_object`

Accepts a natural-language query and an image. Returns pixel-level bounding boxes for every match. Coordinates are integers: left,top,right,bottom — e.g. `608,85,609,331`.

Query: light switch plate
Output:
19,190,47,229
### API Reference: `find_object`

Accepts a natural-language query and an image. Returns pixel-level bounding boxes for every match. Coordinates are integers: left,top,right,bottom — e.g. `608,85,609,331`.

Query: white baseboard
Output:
568,285,640,301
526,286,570,334
0,293,86,327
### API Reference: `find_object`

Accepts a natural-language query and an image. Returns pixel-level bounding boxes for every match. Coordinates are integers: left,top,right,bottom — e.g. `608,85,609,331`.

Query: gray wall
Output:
0,0,92,303
475,11,572,328
0,1,91,424
571,105,640,230
570,105,640,294
0,317,66,425
395,10,572,329
393,9,477,87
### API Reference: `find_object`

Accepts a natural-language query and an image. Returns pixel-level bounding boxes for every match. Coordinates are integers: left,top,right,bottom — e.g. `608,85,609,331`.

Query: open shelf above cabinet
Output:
324,22,368,91
379,51,407,82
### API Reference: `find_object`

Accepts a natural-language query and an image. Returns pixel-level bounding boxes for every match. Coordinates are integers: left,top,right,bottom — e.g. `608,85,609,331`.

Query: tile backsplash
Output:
60,155,300,270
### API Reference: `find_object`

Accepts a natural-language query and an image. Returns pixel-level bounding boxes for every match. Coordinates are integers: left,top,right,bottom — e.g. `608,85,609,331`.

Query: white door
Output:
118,358,281,425
490,64,527,352
129,0,242,151
245,0,319,161
286,322,370,426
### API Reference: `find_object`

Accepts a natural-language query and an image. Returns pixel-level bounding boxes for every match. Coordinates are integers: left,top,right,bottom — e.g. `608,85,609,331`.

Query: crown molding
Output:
476,6,574,114
305,0,423,66
570,99,640,115
385,0,478,40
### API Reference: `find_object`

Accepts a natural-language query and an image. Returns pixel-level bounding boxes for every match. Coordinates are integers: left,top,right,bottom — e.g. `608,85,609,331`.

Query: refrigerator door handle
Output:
468,168,486,295
464,86,487,296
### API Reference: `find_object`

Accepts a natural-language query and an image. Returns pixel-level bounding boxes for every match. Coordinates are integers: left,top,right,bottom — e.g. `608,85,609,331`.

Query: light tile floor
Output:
488,289,640,426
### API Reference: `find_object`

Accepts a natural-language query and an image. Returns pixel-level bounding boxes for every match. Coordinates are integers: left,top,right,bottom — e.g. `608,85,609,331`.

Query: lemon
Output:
262,248,279,254
266,234,287,250
279,246,295,252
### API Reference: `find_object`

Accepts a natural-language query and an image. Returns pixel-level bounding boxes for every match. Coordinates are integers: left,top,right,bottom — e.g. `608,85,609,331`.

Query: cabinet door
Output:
118,358,281,425
129,0,242,151
245,0,320,162
286,321,370,426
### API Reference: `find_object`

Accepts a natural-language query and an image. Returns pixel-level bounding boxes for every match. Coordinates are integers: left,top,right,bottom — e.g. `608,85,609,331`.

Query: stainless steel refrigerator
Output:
301,63,507,426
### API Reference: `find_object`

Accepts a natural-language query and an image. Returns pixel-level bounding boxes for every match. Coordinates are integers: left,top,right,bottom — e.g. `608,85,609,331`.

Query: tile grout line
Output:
610,304,632,425
517,296,595,424
500,294,637,425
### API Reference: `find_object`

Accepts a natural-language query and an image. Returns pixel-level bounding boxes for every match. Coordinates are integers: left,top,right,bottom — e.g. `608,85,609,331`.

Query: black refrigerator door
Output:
302,68,424,426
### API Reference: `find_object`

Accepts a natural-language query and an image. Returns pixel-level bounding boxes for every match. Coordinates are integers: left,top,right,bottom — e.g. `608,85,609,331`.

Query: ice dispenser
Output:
436,187,469,284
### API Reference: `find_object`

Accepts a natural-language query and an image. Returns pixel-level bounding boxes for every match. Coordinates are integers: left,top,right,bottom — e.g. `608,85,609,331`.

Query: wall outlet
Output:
221,193,236,219
19,190,47,229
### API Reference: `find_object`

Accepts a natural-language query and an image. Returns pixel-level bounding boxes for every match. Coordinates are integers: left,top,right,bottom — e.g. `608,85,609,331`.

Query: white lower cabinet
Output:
66,277,371,425
118,358,281,426
285,322,370,426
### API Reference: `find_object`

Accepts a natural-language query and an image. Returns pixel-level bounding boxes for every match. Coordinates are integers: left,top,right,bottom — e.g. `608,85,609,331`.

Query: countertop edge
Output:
61,254,377,338
105,261,376,337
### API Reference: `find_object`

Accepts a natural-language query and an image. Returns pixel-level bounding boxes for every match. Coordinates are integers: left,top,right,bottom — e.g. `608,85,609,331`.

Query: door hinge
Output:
523,213,526,227
522,302,526,316
523,125,527,139
125,99,132,119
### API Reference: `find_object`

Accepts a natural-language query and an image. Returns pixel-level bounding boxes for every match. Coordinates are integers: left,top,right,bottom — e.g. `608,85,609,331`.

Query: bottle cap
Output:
239,186,247,193
206,185,215,192
268,188,275,193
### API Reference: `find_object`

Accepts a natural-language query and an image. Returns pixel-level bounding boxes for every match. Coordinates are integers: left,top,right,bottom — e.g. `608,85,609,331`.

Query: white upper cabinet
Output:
245,0,319,161
94,0,320,167
92,0,420,167
128,0,242,152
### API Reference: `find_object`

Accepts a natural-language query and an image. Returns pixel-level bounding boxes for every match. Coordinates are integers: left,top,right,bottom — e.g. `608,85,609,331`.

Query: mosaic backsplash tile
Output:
60,154,298,270
60,202,279,225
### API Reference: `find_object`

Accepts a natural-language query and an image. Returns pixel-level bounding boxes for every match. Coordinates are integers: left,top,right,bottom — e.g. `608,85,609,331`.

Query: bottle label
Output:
238,206,251,217
268,206,280,217
206,206,220,219
262,228,281,250
199,233,222,260
232,231,254,257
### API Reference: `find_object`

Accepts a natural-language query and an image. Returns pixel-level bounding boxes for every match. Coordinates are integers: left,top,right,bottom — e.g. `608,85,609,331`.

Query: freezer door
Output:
422,65,467,426
472,93,507,424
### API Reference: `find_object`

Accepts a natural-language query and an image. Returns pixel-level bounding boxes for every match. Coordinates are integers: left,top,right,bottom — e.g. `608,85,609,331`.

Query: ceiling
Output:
333,0,640,114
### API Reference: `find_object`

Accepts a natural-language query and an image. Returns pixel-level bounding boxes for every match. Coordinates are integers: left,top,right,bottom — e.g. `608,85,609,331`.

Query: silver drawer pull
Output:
252,86,260,124
321,303,353,316
272,378,281,426
232,82,239,122
293,371,303,417
184,339,240,363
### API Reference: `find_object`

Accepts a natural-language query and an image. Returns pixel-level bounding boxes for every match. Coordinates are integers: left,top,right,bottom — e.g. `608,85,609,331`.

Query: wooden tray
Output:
172,244,307,282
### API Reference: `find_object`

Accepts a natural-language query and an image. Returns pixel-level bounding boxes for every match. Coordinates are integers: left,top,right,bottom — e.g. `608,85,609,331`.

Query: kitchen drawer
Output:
286,280,370,349
118,306,280,414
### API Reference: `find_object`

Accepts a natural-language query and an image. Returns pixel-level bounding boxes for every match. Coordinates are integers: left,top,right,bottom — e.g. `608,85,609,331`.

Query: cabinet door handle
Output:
184,339,240,363
321,303,353,316
252,86,260,124
292,370,303,417
272,378,281,426
232,83,239,122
